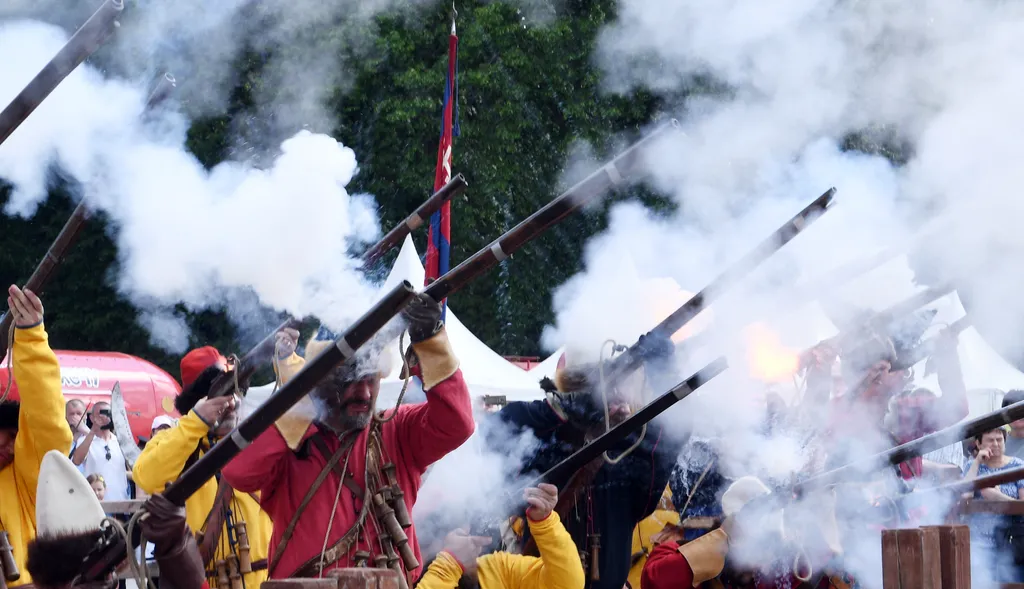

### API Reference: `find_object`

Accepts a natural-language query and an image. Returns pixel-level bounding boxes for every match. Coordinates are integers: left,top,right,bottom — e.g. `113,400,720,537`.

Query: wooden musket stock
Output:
601,188,836,387
0,0,124,147
78,281,417,581
361,175,469,266
423,120,678,303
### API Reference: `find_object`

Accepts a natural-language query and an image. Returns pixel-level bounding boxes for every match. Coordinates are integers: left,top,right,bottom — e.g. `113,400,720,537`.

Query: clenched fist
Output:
8,285,43,328
441,528,492,574
524,483,558,521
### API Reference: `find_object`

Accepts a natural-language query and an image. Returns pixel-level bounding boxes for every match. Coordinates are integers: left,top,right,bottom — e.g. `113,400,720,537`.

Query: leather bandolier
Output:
185,442,266,589
271,419,418,589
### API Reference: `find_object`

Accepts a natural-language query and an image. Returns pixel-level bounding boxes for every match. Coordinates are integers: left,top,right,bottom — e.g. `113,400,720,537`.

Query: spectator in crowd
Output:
87,473,106,501
65,399,88,441
70,402,131,501
962,426,1024,583
1002,390,1024,459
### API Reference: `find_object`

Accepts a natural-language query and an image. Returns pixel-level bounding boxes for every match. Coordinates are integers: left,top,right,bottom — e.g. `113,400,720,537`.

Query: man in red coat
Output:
221,293,474,581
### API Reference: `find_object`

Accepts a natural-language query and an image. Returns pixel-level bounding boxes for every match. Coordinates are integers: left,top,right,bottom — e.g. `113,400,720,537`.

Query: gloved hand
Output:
634,332,675,362
403,292,443,343
140,494,206,589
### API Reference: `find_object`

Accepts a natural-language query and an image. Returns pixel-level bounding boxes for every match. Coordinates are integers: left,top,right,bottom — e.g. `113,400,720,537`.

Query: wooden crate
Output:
881,525,969,589
262,569,401,589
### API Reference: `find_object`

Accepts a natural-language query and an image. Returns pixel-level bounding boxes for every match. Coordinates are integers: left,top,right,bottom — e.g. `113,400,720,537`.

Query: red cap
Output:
180,346,226,389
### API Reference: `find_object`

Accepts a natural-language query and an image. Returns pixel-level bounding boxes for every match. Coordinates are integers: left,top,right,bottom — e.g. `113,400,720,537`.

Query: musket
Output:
421,120,679,303
931,464,1024,496
0,71,177,359
361,175,469,266
144,73,177,110
77,280,417,581
888,315,971,372
205,175,471,399
793,399,1024,493
470,356,729,535
597,188,836,389
0,0,124,147
797,284,956,370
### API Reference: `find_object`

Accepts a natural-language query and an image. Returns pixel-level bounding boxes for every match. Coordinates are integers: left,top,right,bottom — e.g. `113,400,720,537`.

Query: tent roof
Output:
528,348,564,380
377,236,544,405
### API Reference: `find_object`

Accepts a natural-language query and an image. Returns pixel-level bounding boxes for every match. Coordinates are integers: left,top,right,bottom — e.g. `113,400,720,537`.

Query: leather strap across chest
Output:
269,430,360,573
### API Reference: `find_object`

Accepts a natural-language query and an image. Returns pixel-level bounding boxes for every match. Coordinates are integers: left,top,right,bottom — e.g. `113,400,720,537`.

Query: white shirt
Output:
80,432,130,502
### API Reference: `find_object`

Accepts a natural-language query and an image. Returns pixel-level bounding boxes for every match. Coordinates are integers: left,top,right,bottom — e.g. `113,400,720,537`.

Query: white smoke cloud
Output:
0,20,382,348
536,0,1024,583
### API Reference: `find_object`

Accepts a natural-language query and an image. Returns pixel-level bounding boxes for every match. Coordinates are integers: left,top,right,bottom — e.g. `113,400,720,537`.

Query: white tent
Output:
528,349,564,381
376,236,545,407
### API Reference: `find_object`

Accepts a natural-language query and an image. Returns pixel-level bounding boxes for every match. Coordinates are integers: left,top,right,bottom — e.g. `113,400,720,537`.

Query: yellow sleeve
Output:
478,513,585,589
132,411,209,494
415,551,463,589
273,352,305,385
13,322,73,504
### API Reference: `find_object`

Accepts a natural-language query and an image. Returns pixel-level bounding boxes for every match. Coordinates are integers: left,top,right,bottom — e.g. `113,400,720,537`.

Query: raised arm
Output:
10,286,73,503
221,418,297,494
394,327,474,471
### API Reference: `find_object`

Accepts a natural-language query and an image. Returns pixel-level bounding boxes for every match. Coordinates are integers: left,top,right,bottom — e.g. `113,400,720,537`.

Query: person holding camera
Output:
70,402,130,502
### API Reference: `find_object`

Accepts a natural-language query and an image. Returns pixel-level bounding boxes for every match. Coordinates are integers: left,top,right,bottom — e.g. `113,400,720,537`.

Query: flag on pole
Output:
424,15,460,320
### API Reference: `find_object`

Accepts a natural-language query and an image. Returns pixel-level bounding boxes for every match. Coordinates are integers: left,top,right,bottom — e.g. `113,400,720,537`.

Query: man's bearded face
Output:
312,364,381,433
0,428,15,470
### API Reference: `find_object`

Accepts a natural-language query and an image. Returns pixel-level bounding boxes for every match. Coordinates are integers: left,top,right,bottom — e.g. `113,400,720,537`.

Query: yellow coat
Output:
0,323,74,586
417,512,584,589
133,411,272,588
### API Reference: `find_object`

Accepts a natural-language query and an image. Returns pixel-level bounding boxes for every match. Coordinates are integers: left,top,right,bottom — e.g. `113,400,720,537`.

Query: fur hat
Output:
0,401,19,430
180,346,225,389
174,363,226,416
27,451,108,588
304,324,394,379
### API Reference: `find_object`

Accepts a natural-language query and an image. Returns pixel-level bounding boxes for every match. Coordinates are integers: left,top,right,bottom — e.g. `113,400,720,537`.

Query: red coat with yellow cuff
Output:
221,328,474,579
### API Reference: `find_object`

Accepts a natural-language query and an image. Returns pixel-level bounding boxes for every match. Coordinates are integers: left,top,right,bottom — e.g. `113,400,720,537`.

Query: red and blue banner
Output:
424,19,459,320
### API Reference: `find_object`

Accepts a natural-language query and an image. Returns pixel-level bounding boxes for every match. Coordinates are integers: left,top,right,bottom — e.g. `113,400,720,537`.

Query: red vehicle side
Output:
0,350,181,443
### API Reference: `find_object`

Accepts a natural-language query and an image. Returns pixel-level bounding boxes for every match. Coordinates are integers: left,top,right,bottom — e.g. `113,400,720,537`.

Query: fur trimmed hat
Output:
27,451,108,588
180,346,225,389
0,400,19,430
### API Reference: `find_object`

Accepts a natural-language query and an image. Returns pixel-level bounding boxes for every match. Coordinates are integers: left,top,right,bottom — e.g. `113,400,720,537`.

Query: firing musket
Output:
0,0,124,147
361,175,469,266
888,315,971,372
204,175,471,400
0,71,178,360
76,280,417,582
797,284,956,373
793,398,1024,493
597,188,836,390
931,464,1024,497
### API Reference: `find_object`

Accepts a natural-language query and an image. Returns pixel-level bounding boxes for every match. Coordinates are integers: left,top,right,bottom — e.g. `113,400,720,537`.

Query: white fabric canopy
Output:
376,236,545,407
528,348,564,380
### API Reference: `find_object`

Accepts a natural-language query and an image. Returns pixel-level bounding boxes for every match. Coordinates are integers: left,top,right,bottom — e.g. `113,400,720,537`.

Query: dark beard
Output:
321,411,371,434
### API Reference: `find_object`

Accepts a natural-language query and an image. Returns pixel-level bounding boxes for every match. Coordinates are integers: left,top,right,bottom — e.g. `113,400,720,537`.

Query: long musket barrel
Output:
932,465,1024,496
888,315,971,372
0,0,124,147
794,399,1024,493
0,70,176,360
531,357,729,486
144,72,176,109
206,175,471,399
361,175,469,266
599,188,836,387
422,120,678,303
78,280,417,581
